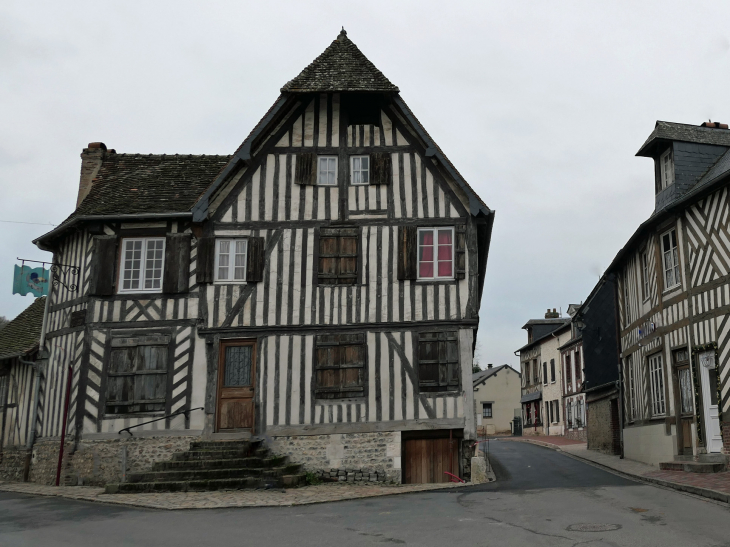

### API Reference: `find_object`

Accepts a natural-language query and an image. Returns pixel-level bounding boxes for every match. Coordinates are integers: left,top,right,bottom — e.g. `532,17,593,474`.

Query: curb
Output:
506,438,730,505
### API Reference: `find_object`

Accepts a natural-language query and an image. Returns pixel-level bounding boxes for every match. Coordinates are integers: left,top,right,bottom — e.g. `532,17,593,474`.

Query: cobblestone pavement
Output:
505,436,730,504
0,480,467,510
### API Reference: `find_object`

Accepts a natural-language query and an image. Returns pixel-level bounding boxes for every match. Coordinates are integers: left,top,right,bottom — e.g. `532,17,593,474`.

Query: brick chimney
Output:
701,121,729,129
77,142,107,207
545,308,560,319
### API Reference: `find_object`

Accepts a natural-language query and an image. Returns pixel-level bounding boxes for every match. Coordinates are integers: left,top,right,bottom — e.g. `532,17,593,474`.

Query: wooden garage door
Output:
404,437,459,484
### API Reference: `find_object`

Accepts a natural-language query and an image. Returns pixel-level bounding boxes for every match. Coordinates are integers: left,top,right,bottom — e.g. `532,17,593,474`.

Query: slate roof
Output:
637,121,730,157
473,364,518,387
515,320,571,353
37,153,231,246
0,297,45,360
521,318,570,329
281,29,399,93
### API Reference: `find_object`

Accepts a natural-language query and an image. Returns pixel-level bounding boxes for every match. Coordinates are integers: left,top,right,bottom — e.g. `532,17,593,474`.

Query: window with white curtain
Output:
661,229,681,290
648,353,666,416
215,239,248,282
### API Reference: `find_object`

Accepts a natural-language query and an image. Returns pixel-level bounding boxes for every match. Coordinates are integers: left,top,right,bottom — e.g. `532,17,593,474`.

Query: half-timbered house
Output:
609,120,730,467
17,30,494,487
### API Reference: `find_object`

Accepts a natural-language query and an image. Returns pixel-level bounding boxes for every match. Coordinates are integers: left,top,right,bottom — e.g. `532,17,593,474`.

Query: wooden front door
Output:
216,340,256,432
404,436,459,484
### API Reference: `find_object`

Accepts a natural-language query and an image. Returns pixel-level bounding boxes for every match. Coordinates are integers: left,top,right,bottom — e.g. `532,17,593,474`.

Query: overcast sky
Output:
2,1,730,369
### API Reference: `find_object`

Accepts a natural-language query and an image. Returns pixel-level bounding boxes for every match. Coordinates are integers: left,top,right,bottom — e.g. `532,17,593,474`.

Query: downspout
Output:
22,276,53,481
613,276,625,459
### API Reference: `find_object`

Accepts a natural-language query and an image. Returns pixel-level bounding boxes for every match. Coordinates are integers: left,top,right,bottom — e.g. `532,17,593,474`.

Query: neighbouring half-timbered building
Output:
5,30,494,486
609,120,730,466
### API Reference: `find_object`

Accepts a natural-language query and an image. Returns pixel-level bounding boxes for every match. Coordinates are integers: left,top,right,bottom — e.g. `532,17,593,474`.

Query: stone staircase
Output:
659,454,727,473
105,439,305,494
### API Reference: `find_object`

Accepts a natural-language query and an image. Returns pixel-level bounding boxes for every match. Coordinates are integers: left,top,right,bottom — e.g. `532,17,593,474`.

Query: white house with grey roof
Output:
473,364,521,435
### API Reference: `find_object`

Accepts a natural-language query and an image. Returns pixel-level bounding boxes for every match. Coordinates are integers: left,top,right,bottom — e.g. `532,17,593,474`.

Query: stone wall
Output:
0,446,29,482
65,436,196,486
565,427,587,442
271,431,402,483
587,395,620,455
723,422,730,456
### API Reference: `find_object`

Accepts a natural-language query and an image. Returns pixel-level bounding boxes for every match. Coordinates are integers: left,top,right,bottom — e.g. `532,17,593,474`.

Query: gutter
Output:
34,213,193,251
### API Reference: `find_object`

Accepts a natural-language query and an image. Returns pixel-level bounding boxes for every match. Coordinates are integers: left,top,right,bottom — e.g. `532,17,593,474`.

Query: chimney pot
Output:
487,363,493,369
87,142,107,150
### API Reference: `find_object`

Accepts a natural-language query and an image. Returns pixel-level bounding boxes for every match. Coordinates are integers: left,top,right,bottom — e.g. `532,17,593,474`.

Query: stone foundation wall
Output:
65,436,197,486
723,422,730,456
271,431,402,483
0,446,29,482
565,427,587,442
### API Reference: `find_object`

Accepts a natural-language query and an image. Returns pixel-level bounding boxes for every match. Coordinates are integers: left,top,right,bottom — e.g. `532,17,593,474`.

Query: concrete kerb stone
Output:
504,438,730,506
0,480,471,511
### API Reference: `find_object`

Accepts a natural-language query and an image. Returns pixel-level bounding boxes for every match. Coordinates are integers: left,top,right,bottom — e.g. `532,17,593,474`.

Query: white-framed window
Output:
350,156,369,185
648,353,666,416
317,156,338,186
626,354,637,421
660,148,674,190
119,238,165,293
215,239,247,282
641,250,650,301
661,229,681,290
417,227,454,280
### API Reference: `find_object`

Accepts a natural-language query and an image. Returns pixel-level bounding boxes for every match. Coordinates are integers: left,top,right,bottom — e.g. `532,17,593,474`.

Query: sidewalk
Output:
506,436,730,504
0,480,467,510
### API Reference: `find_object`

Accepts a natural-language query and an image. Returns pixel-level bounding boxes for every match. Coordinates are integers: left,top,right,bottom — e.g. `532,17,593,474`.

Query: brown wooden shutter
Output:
397,226,417,280
369,152,392,185
294,153,317,185
163,234,191,294
246,236,265,282
196,236,214,284
455,225,466,280
89,235,118,296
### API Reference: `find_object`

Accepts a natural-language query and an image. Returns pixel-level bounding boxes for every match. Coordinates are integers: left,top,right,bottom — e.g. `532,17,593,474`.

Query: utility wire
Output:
0,220,57,226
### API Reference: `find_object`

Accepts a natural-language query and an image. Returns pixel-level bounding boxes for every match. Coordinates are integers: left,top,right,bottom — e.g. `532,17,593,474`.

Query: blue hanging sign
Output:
13,264,50,297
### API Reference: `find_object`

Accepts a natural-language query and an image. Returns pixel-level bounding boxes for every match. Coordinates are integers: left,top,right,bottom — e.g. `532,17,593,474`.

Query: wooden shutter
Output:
196,236,214,284
246,236,265,282
455,224,466,280
163,234,191,294
397,225,417,280
294,153,317,185
370,152,392,185
89,235,118,296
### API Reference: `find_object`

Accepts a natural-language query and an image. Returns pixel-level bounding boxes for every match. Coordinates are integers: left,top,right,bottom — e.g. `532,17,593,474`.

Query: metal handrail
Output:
118,407,204,436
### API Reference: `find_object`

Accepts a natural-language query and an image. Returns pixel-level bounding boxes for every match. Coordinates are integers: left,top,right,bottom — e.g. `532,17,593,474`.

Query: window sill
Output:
103,412,166,419
662,284,681,295
415,279,458,285
314,397,367,405
213,281,247,285
117,290,163,296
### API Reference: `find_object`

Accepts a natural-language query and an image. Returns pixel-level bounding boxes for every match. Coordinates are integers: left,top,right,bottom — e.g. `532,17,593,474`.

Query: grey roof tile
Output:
281,30,398,93
637,121,730,156
0,297,45,360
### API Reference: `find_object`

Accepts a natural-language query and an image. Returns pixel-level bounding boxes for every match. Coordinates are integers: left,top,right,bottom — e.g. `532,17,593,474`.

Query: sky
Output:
2,0,730,370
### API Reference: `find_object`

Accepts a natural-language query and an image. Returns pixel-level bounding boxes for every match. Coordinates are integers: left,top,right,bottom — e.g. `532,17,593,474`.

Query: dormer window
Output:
660,148,674,190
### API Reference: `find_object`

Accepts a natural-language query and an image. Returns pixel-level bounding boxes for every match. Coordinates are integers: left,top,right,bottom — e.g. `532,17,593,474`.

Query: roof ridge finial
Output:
338,27,347,41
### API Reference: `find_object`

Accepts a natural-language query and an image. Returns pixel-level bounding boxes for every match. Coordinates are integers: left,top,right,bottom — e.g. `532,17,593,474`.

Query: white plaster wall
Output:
190,332,208,431
623,422,676,466
536,327,569,434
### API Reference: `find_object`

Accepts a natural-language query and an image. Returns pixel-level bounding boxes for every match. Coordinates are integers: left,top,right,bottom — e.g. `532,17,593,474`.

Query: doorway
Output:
216,340,256,432
698,350,722,453
403,431,460,484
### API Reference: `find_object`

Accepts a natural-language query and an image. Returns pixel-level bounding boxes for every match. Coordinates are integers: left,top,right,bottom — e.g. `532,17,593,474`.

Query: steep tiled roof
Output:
637,121,730,156
281,30,398,93
0,297,45,360
75,153,232,217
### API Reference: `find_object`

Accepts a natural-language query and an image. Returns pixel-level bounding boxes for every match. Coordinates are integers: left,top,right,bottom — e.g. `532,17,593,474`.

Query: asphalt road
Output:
2,439,730,547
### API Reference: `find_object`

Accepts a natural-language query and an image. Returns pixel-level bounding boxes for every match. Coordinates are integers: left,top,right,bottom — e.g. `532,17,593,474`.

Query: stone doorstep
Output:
659,461,726,473
0,480,469,510
509,438,730,506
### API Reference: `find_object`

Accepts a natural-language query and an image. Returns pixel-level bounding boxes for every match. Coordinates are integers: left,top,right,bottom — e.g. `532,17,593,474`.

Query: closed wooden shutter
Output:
455,224,466,280
196,236,214,284
397,225,417,280
89,235,118,296
315,334,366,399
163,234,191,294
370,152,392,185
294,153,317,185
246,236,265,282
318,227,358,285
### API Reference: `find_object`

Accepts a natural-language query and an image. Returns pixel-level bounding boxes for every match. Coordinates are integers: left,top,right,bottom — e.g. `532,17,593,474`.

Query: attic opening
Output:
342,93,384,126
